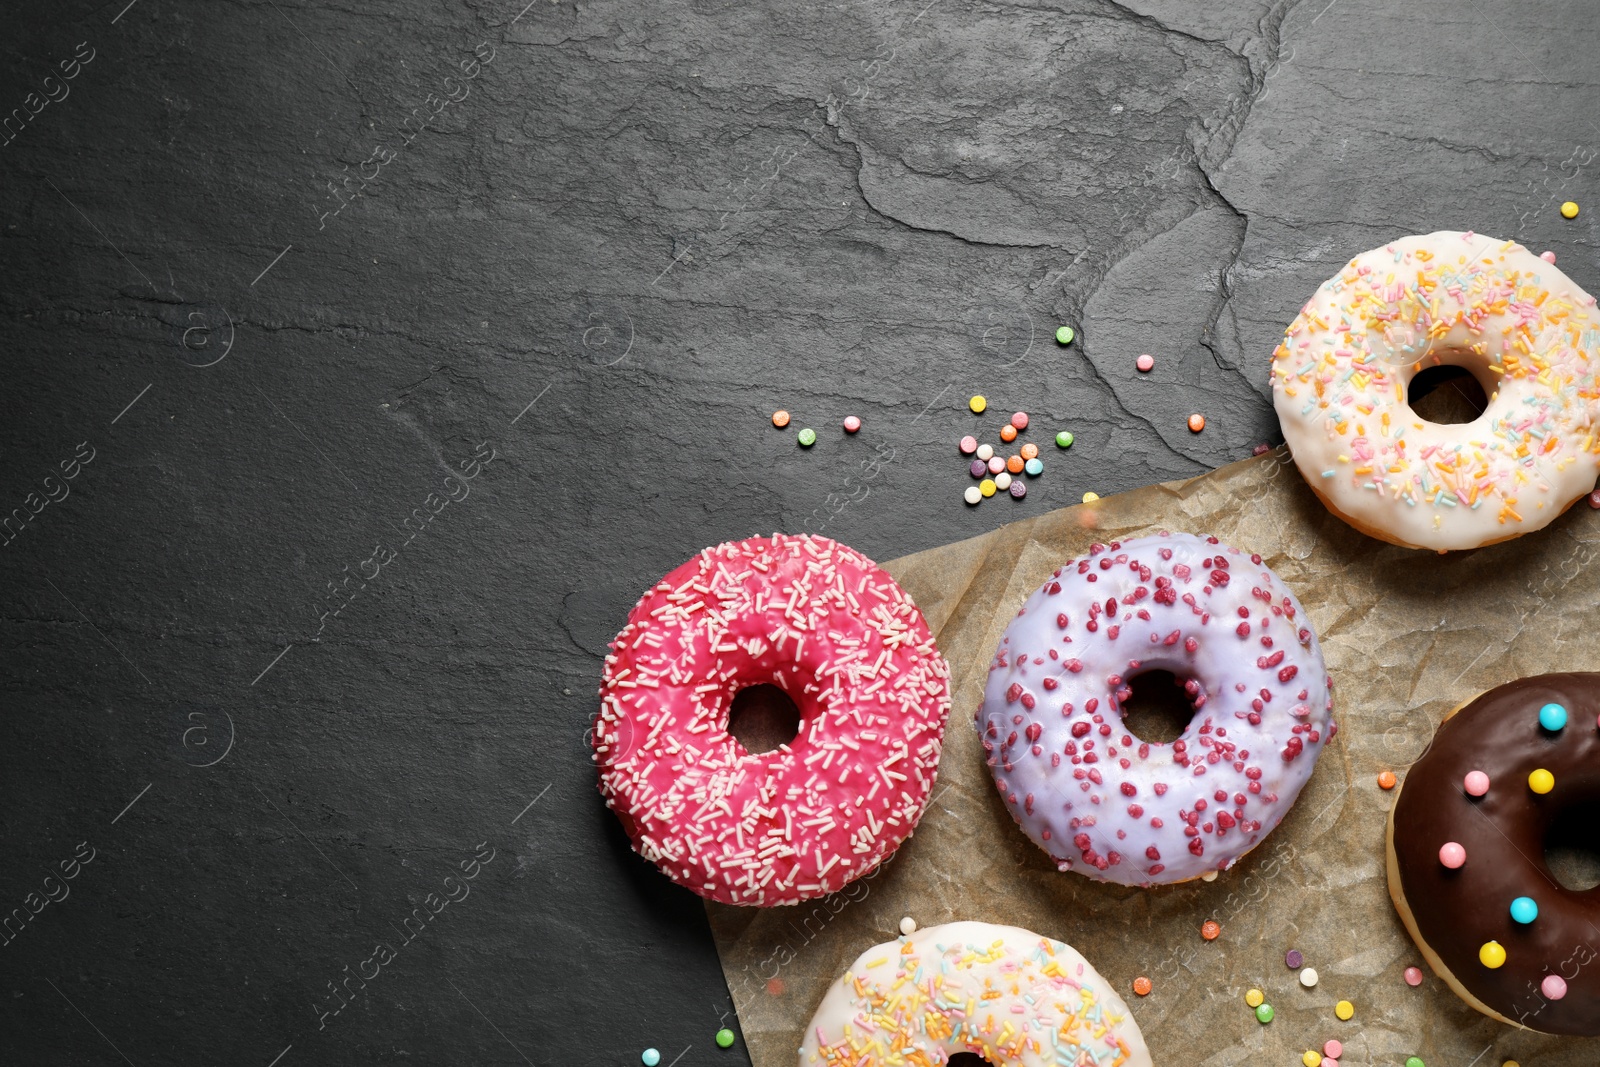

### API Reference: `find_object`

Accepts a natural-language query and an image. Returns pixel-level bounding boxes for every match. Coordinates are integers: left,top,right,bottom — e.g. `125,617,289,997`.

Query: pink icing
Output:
977,532,1335,886
593,534,951,906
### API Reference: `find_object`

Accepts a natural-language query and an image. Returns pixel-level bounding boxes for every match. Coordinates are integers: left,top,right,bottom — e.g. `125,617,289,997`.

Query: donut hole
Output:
1118,670,1198,744
1544,801,1600,891
947,1053,996,1067
1407,363,1491,425
727,683,803,755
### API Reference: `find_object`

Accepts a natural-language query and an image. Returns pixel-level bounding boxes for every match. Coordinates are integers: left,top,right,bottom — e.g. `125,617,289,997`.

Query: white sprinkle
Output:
1299,967,1319,988
899,916,917,935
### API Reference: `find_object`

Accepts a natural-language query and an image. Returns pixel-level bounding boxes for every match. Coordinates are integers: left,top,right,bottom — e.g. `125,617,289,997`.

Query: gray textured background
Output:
1,0,1595,1064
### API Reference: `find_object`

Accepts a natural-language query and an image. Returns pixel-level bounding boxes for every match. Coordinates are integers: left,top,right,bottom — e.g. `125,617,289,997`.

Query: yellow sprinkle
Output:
1561,200,1580,219
1081,491,1099,503
968,394,988,413
1303,1052,1321,1067
1335,999,1354,1020
1245,988,1264,1008
980,479,997,498
1529,768,1555,793
866,957,888,968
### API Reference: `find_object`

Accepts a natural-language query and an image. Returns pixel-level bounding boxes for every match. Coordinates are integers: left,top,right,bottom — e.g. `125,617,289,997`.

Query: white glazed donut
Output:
1272,230,1600,552
799,921,1151,1067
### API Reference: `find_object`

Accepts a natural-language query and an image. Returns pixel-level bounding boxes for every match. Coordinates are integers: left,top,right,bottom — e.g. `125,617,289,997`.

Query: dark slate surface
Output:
1,0,1595,1063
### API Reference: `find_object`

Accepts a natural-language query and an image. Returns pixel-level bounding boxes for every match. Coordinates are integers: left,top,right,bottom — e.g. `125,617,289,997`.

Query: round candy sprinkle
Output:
1439,842,1466,869
1405,1058,1425,1067
716,1029,736,1049
1081,491,1099,503
899,916,916,935
1529,768,1555,794
964,486,982,505
987,456,1005,474
969,395,987,413
976,443,995,461
1335,1000,1354,1020
1510,896,1538,924
1561,200,1580,218
1299,967,1319,988
797,427,817,447
1505,1062,1521,1067
1541,250,1557,264
1464,770,1490,796
1132,976,1152,996
1009,480,1026,499
771,410,791,428
979,479,996,498
969,460,987,478
1302,1052,1320,1067
1006,455,1024,474
1252,443,1271,456
1255,1003,1274,1024
1403,966,1423,986
1055,326,1075,345
1000,424,1018,443
1480,941,1507,969
995,472,1013,491
1020,442,1039,460
1055,431,1074,448
1200,870,1218,881
1011,411,1029,430
1187,413,1206,433
1245,989,1264,1008
842,415,861,433
1378,770,1397,790
1591,490,1600,509
1324,1040,1343,1059
1200,920,1221,941
1024,457,1043,476
1322,1060,1338,1067
1136,354,1154,373
643,1050,662,1066
1285,949,1304,969
959,435,978,454
1540,702,1568,730
1543,973,1568,1000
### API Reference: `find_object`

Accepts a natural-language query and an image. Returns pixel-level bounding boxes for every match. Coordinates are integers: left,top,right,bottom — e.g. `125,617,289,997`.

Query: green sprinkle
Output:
1254,1003,1274,1024
1055,326,1076,345
797,427,817,447
1404,1059,1424,1067
716,1029,736,1049
1055,431,1075,449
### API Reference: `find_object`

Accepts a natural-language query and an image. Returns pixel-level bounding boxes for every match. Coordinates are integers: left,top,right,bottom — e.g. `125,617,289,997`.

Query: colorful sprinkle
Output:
1132,975,1152,996
771,410,791,428
1081,491,1099,503
1540,702,1569,731
1529,768,1555,794
1335,1000,1354,1020
1590,490,1600,509
976,443,995,461
1252,443,1271,456
1255,1003,1275,1024
964,486,982,506
797,427,817,447
1561,200,1580,219
1188,413,1206,433
1405,1058,1425,1067
1439,842,1466,869
1479,941,1507,969
1006,455,1024,474
1285,949,1304,969
969,395,987,413
969,460,987,478
1055,431,1074,449
1377,770,1397,790
1024,457,1044,476
1245,988,1265,1008
1011,411,1029,430
959,435,978,454
1403,966,1423,986
1009,480,1026,499
1324,1040,1343,1059
1303,1051,1321,1067
643,1050,661,1066
842,415,861,434
995,472,1013,491
1541,250,1557,264
1201,920,1221,940
987,456,1005,475
1510,896,1538,924
1055,326,1075,345
716,1029,736,1049
980,479,996,498
1136,354,1154,373
898,916,916,935
1299,967,1319,988
1543,974,1568,1000
1000,424,1018,443
1019,442,1039,460
1464,770,1490,796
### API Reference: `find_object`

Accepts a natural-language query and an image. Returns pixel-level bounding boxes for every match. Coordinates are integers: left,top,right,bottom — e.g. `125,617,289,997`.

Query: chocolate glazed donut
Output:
1387,673,1600,1035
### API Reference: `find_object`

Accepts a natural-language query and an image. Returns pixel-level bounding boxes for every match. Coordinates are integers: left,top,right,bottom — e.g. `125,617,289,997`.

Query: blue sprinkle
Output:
1539,702,1569,731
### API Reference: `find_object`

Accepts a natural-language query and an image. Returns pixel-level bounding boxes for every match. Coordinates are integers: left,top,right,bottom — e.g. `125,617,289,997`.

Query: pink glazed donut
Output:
593,534,951,906
977,532,1334,886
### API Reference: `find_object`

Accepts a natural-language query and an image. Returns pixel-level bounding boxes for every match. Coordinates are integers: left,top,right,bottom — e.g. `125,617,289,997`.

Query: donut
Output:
592,534,951,906
977,532,1334,886
800,920,1151,1067
1272,230,1600,552
1387,672,1600,1034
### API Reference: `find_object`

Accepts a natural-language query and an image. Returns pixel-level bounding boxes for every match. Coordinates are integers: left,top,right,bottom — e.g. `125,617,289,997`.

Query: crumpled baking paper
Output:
706,448,1600,1067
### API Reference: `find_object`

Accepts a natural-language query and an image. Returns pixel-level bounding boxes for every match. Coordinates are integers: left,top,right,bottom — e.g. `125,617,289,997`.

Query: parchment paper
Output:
706,448,1600,1067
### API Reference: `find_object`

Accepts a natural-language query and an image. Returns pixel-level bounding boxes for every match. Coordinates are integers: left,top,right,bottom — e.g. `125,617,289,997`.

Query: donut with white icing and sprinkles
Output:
592,534,951,906
977,532,1334,886
1272,230,1600,552
800,920,1151,1067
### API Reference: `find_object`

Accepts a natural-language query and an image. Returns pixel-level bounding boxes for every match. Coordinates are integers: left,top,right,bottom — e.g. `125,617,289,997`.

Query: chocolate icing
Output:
1390,672,1600,1035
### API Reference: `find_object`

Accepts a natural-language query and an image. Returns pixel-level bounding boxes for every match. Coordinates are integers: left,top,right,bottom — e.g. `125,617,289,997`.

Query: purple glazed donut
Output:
977,532,1335,886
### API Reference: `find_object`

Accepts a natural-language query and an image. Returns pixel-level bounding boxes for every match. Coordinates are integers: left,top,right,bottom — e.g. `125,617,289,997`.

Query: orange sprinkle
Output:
1020,442,1039,461
771,410,791,428
1000,424,1018,443
1188,413,1206,433
1006,455,1025,474
1201,920,1221,941
1132,976,1152,997
1378,770,1397,790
